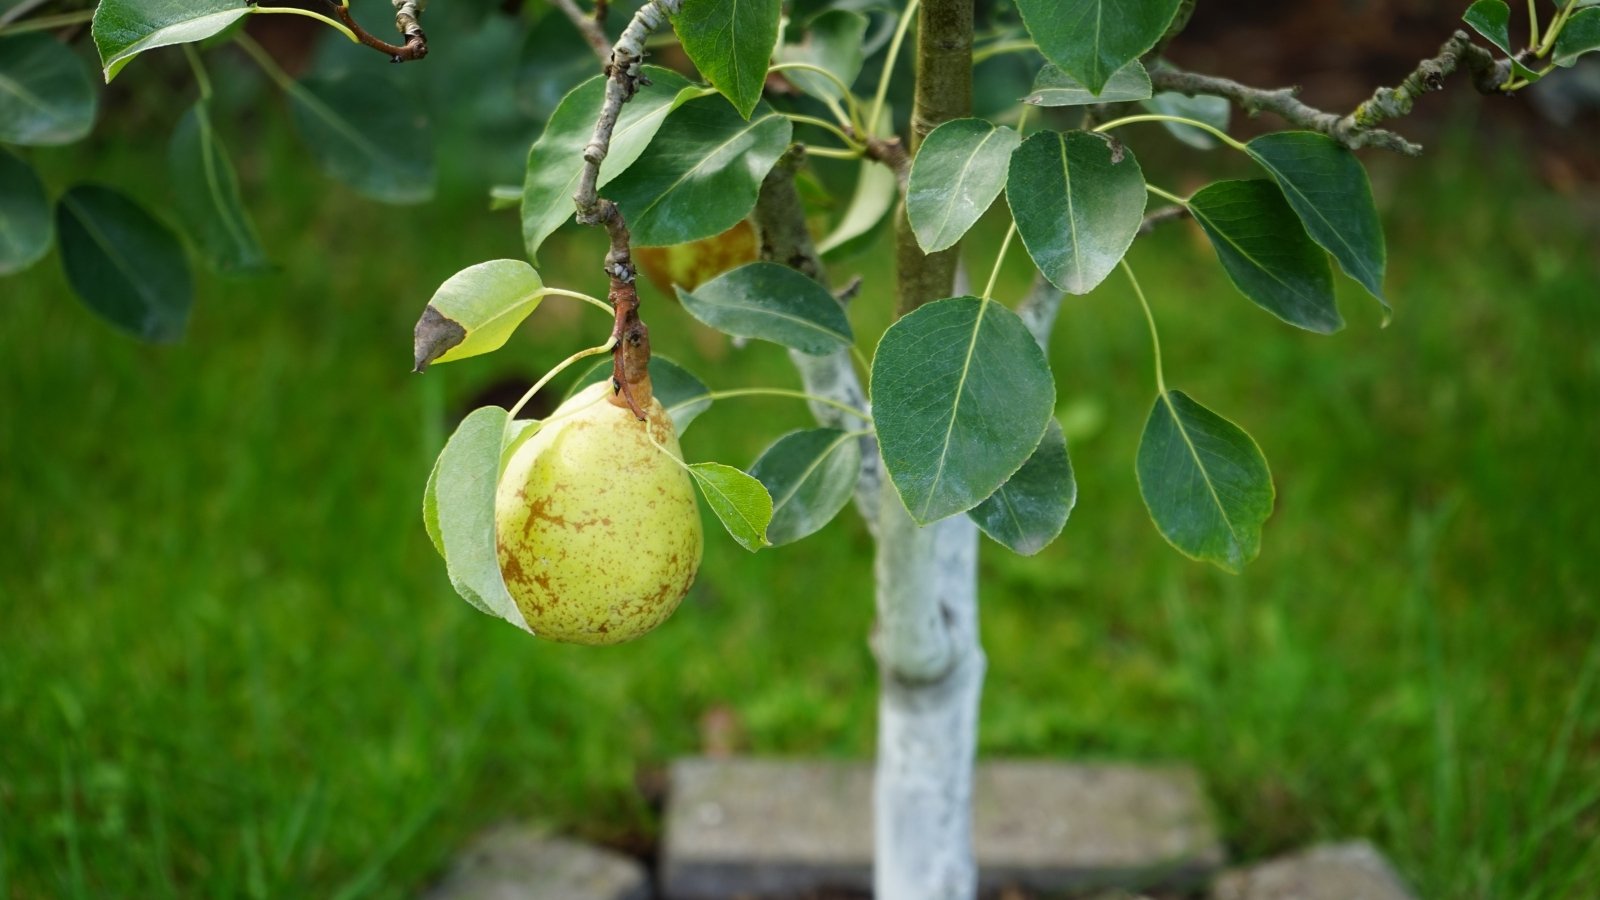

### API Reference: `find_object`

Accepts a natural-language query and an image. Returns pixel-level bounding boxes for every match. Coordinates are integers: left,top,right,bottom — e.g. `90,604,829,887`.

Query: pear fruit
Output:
495,379,702,645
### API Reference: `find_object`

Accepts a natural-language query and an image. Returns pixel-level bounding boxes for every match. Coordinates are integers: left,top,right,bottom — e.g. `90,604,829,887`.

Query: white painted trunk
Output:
872,485,984,900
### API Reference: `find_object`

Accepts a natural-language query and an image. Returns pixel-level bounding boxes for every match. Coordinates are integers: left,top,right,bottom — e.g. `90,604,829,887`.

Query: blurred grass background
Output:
4,18,1600,900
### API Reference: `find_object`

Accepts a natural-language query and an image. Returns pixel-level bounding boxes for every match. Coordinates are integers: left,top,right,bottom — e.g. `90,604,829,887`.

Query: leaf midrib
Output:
919,299,991,520
1160,391,1242,550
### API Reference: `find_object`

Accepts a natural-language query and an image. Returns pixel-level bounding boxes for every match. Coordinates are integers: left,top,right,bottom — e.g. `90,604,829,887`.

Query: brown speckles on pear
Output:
494,380,703,645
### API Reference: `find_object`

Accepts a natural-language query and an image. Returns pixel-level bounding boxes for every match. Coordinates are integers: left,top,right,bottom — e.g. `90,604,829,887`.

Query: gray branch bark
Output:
1151,31,1511,156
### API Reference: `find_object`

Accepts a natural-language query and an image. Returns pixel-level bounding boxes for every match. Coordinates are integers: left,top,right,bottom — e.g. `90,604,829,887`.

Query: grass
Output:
3,105,1598,899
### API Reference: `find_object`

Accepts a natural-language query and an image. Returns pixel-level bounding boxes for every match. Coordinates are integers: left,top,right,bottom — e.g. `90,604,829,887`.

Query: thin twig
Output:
327,0,427,62
550,0,612,63
1139,203,1189,235
1150,31,1510,156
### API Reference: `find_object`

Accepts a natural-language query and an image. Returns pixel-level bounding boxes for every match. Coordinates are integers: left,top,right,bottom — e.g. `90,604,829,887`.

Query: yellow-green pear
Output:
495,378,702,644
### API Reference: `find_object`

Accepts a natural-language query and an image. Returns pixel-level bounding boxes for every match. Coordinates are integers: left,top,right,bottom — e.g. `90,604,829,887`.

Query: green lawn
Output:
3,116,1598,899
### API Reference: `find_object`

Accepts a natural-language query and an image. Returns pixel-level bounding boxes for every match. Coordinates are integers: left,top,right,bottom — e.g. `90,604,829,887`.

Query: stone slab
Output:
424,825,651,900
1212,841,1415,900
660,757,1225,899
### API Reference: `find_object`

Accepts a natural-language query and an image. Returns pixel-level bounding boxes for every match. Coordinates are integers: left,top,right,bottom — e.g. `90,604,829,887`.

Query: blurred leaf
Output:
412,260,544,371
515,10,604,122
636,220,759,293
287,72,434,205
907,118,1019,253
1554,8,1600,66
0,34,97,145
567,356,714,434
1016,0,1181,94
55,185,192,342
431,405,532,629
423,452,445,559
1464,0,1515,56
607,96,792,247
750,428,862,545
968,418,1076,556
520,68,708,262
92,0,249,81
0,148,51,276
872,296,1055,524
817,142,897,258
676,261,853,355
774,9,868,103
1141,88,1230,149
1246,132,1387,312
1025,60,1152,107
687,462,773,551
671,0,782,119
167,101,268,275
488,185,520,210
1007,130,1146,295
1136,389,1273,573
1187,179,1342,334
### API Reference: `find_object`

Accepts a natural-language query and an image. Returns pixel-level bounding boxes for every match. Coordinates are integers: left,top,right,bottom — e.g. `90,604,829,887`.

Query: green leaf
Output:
1554,7,1600,65
1463,0,1515,56
774,9,868,103
0,148,52,276
92,0,249,81
1246,132,1387,311
687,462,773,551
1024,60,1152,107
412,260,545,371
907,118,1020,253
1016,0,1182,94
817,135,897,258
671,0,782,119
1186,179,1342,334
520,68,708,263
606,96,792,247
749,428,862,546
56,185,192,342
431,405,532,629
1007,130,1147,295
0,34,97,145
423,451,445,559
1141,89,1230,150
676,261,853,356
1136,390,1273,573
167,101,268,275
567,356,716,434
967,419,1075,556
872,296,1056,524
287,72,434,205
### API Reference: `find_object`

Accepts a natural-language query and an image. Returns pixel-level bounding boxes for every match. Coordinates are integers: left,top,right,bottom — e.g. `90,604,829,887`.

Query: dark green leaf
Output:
0,34,97,145
671,0,782,119
0,148,51,276
967,419,1076,556
1007,129,1147,295
55,185,192,342
1024,60,1152,107
92,0,248,81
872,296,1056,524
687,462,773,551
1016,0,1182,94
1141,89,1230,149
1246,132,1386,311
431,405,532,628
1186,179,1342,334
287,72,434,205
520,68,708,263
750,428,862,545
1463,0,1515,56
412,260,544,371
569,356,714,434
678,261,853,356
606,96,792,247
1136,390,1273,573
907,118,1020,253
1554,7,1600,65
774,9,868,103
167,102,268,275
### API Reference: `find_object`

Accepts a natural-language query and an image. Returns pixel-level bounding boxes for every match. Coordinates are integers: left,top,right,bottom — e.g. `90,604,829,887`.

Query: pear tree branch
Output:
327,0,428,62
